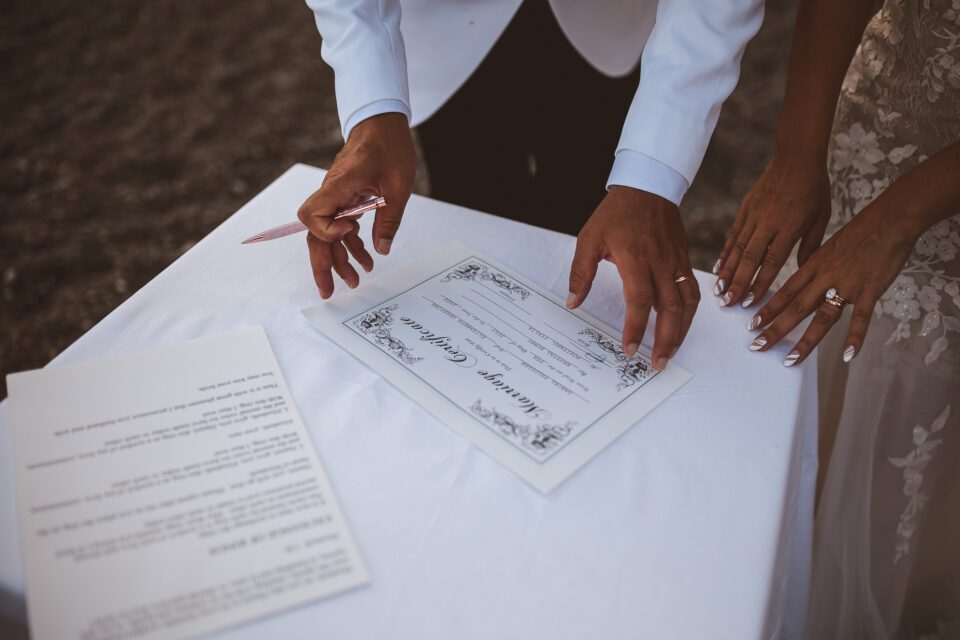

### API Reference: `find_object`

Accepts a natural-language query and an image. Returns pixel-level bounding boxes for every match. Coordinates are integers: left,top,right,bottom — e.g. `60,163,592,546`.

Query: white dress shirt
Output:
305,0,763,207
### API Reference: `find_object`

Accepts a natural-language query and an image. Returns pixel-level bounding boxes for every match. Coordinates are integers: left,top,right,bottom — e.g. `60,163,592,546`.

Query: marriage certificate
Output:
7,327,367,640
303,244,691,492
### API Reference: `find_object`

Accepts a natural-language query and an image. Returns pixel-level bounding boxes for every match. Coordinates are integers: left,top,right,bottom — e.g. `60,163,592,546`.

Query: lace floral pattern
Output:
827,0,960,364
802,3,960,634
921,9,960,101
888,404,950,562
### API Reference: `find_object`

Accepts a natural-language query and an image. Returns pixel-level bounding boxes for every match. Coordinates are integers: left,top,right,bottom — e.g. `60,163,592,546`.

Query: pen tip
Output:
241,235,263,245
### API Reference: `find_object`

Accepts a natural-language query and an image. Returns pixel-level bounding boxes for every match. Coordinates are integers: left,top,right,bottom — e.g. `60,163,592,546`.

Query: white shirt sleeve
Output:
305,0,411,139
613,0,764,189
343,99,411,140
607,150,689,206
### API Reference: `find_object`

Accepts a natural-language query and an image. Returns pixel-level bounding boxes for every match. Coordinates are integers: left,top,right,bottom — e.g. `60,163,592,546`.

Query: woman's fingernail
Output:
625,342,639,356
843,345,857,363
749,336,767,351
377,238,392,255
721,291,734,306
654,356,668,371
714,279,726,296
566,292,579,309
747,315,762,331
784,350,800,367
741,291,755,308
712,259,722,275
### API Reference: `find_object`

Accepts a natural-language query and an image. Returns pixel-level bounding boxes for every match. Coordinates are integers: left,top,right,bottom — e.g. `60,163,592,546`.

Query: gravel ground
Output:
0,0,797,402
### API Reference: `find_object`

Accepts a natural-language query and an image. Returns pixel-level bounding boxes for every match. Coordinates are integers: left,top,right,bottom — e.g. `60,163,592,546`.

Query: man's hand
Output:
297,113,416,298
567,187,699,370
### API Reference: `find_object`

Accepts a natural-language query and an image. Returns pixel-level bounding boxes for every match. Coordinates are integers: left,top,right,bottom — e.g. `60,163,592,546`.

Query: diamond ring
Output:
824,287,849,309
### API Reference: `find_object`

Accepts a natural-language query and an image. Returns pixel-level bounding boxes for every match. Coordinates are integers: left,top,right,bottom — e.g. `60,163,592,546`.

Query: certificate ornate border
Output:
577,328,652,391
470,398,575,458
351,304,423,365
440,261,531,300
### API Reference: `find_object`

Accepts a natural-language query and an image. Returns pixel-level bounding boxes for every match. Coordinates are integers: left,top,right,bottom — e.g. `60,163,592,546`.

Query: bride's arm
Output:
713,0,878,308
774,0,878,159
748,139,960,366
889,141,960,238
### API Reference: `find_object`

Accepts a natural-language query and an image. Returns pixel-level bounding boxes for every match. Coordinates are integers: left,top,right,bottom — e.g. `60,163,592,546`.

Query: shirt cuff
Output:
343,99,412,141
606,150,690,206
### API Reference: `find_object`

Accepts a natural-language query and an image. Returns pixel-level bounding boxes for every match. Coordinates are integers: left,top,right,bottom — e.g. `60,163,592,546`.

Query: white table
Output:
0,164,816,639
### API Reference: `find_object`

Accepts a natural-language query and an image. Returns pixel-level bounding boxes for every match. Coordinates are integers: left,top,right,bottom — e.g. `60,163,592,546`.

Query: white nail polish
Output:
712,259,722,275
784,350,800,367
747,315,762,331
714,279,725,296
741,291,755,308
843,345,856,363
749,336,767,351
721,292,733,306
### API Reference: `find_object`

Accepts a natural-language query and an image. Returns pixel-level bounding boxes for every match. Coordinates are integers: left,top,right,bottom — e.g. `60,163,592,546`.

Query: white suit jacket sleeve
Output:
305,0,411,140
609,0,764,199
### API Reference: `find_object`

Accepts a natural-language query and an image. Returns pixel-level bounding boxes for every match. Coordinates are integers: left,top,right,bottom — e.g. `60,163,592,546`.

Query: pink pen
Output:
241,196,386,244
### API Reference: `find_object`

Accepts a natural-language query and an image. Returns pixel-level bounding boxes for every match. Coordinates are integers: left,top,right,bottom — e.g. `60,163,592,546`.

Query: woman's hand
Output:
297,113,417,299
745,196,920,366
567,187,700,370
714,150,831,308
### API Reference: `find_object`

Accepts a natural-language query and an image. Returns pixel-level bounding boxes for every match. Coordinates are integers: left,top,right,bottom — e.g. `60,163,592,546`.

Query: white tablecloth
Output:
0,164,816,639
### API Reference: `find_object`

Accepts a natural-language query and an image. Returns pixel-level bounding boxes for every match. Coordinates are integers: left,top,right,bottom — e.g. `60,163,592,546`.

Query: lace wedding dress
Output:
794,1,960,637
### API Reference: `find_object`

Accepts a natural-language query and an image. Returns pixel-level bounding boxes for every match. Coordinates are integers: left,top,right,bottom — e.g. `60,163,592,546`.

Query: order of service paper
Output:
7,326,367,640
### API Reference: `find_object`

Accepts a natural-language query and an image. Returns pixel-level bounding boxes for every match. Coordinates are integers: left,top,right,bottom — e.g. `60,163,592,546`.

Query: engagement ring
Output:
824,288,849,309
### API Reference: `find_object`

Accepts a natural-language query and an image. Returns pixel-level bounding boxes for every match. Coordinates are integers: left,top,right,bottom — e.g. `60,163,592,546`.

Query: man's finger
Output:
567,232,602,309
616,255,654,357
307,234,336,299
651,273,684,370
371,193,410,255
343,233,374,273
676,275,701,347
297,181,360,243
331,241,360,289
